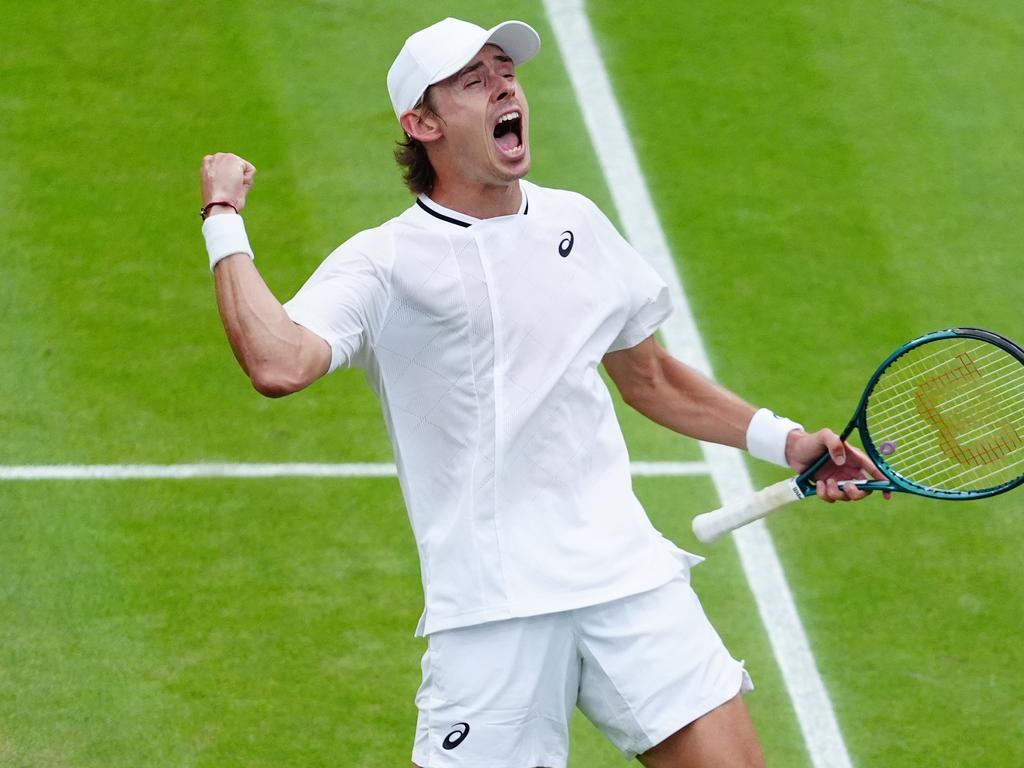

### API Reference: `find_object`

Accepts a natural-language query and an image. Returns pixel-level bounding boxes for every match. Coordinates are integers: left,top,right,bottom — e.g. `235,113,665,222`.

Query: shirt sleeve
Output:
584,199,673,352
283,236,390,373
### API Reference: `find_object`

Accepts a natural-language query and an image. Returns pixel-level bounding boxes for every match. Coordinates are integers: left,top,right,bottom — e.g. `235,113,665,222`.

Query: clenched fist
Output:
200,153,257,213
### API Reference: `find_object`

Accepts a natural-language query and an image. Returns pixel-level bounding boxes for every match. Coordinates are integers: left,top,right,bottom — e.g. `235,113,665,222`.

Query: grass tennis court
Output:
2,1,1022,765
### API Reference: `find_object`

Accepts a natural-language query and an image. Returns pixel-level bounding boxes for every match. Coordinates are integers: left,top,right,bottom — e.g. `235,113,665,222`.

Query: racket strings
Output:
869,348,1018,429
873,375,1024,444
869,355,1024,435
870,394,1024,486
867,348,1011,410
864,339,1024,492
883,424,1024,489
872,380,1024,466
917,452,1024,489
932,454,1024,489
892,413,1024,472
898,427,1024,480
868,361,1020,423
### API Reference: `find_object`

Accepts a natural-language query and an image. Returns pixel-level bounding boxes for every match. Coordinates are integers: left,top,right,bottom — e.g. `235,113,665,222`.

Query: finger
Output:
822,430,846,466
827,477,851,501
829,477,864,502
846,444,887,481
856,469,881,491
816,478,837,503
841,481,868,501
855,467,892,501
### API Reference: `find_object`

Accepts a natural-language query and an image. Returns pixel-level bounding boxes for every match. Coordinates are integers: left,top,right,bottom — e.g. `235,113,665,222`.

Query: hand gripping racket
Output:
692,328,1024,543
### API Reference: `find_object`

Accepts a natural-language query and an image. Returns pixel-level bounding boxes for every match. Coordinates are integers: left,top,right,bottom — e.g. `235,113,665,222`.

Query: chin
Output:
496,147,531,181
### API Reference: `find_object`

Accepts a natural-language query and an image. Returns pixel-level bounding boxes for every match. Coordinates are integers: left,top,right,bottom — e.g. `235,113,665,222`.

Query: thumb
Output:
240,162,257,197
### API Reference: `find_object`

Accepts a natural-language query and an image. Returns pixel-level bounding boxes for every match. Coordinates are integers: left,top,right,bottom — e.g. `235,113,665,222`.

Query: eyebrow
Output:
454,53,515,80
456,61,485,79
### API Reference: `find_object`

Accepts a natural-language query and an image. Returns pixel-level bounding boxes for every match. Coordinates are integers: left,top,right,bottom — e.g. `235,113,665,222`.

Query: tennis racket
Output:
692,327,1024,543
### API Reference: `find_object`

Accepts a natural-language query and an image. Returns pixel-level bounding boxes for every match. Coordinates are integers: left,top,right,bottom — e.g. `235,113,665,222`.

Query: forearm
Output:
213,254,327,396
198,152,330,396
625,346,757,448
608,338,840,476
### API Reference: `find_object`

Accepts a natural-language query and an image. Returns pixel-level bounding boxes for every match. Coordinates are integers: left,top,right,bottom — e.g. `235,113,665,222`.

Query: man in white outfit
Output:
199,17,880,768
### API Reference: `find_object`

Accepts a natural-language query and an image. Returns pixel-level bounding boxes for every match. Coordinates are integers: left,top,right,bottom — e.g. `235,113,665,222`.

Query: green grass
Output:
590,1,1024,765
2,0,1023,765
0,480,422,766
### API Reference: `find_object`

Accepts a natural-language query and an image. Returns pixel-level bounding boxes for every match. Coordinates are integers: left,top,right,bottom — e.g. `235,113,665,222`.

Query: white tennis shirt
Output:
285,180,698,635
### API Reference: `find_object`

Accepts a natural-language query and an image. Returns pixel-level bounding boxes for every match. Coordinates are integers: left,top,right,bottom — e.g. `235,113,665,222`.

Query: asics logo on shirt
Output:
558,230,574,257
442,722,471,750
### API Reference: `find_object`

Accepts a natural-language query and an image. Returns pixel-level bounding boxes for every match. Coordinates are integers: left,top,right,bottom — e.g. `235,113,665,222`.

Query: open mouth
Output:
493,110,523,155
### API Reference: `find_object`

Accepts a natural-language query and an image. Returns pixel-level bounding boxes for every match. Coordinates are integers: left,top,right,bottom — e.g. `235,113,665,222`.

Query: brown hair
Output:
394,88,441,195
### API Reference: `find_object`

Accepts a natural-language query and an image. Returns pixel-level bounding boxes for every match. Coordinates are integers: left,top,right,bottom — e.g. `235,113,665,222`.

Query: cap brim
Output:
427,20,541,88
484,21,541,66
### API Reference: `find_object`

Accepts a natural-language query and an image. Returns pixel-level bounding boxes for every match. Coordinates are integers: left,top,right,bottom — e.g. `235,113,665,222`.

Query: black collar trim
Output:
416,198,471,228
416,193,529,229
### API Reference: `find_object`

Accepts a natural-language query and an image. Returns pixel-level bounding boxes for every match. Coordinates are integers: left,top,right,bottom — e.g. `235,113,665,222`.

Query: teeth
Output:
498,111,520,124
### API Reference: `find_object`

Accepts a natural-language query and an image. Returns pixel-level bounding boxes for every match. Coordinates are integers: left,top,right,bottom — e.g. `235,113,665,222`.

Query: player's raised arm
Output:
199,152,331,397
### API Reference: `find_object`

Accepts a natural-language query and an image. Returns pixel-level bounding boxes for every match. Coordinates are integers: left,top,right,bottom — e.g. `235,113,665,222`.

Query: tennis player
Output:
199,17,881,768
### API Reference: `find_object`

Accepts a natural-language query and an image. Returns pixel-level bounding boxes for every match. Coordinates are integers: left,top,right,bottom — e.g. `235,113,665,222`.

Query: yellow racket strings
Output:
865,338,1024,492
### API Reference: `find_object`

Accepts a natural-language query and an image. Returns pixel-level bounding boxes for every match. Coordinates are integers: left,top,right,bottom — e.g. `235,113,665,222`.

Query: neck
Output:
428,178,523,219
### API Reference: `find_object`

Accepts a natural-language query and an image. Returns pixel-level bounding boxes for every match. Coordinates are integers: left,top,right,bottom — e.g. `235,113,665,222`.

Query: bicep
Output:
247,321,332,398
296,322,333,381
602,335,664,407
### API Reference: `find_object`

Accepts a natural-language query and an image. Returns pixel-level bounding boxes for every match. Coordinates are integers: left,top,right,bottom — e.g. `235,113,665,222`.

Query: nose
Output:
493,76,515,103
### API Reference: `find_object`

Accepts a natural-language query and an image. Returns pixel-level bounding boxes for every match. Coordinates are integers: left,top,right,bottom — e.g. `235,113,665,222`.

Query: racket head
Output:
854,328,1024,499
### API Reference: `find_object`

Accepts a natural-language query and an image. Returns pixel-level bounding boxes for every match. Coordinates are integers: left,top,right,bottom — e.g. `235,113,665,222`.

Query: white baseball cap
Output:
387,17,541,119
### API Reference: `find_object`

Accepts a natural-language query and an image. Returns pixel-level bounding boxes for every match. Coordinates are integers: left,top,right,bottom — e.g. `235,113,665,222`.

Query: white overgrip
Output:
692,478,805,543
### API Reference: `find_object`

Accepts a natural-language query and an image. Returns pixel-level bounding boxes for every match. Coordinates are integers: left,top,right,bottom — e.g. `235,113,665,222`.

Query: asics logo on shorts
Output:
442,722,470,750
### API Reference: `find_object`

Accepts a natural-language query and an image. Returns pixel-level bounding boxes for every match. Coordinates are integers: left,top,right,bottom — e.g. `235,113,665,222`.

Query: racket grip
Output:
692,478,805,543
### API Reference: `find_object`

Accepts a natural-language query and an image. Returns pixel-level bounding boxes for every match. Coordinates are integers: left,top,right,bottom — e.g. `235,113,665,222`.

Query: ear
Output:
400,106,444,144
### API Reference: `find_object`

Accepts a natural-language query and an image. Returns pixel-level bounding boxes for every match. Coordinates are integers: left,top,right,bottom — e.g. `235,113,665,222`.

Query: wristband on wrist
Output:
200,201,238,220
202,213,254,272
746,407,804,468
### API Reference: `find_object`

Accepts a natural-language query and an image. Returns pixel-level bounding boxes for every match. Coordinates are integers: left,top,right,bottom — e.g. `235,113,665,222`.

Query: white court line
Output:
0,461,709,481
541,2,854,766
0,463,400,480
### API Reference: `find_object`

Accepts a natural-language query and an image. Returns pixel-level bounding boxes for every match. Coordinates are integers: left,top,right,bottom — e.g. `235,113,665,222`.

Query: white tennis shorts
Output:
411,571,753,768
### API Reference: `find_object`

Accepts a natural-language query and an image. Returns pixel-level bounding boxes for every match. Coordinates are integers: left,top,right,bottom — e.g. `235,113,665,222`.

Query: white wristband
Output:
746,407,803,468
202,213,254,272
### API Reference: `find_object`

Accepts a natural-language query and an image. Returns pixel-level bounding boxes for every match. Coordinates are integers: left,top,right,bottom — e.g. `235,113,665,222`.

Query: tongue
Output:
495,131,519,152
